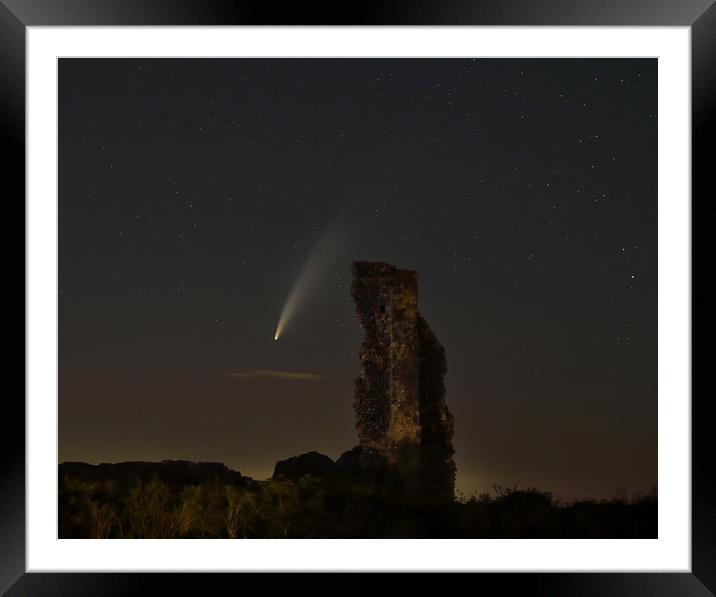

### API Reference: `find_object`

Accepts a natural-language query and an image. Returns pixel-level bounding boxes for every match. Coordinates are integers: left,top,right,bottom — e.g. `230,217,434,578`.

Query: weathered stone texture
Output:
352,261,455,500
417,315,456,501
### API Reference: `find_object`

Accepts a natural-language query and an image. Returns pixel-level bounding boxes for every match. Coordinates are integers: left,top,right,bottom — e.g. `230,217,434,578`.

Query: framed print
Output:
2,1,712,594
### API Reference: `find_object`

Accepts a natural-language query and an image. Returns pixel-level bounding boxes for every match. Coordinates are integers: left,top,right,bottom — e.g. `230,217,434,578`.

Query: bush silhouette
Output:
58,462,656,539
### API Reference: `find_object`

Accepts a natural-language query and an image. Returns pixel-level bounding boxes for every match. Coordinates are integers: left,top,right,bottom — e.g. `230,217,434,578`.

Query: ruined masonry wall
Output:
352,261,455,499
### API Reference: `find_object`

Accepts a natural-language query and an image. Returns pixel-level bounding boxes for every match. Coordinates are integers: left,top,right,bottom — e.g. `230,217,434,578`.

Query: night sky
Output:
59,58,657,500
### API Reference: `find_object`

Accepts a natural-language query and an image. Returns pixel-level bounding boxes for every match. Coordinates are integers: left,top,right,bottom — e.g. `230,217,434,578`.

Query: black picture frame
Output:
1,1,711,594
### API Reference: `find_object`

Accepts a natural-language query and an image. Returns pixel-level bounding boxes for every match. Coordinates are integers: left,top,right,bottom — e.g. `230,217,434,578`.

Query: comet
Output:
274,224,346,341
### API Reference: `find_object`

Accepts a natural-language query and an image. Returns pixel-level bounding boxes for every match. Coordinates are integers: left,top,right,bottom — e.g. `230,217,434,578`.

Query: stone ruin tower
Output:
351,261,456,501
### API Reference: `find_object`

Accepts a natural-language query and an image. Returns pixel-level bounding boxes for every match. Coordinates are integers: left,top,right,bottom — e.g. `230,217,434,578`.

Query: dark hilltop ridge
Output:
60,460,257,491
59,262,657,539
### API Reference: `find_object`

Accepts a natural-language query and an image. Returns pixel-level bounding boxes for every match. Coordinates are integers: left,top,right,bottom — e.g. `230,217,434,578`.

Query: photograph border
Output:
2,1,712,594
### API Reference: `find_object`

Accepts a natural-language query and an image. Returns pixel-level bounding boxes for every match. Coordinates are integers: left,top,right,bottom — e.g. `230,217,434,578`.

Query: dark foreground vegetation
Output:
59,459,657,539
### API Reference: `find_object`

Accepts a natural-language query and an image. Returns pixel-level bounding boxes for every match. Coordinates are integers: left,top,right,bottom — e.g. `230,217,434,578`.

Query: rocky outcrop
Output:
272,451,335,480
351,261,455,501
